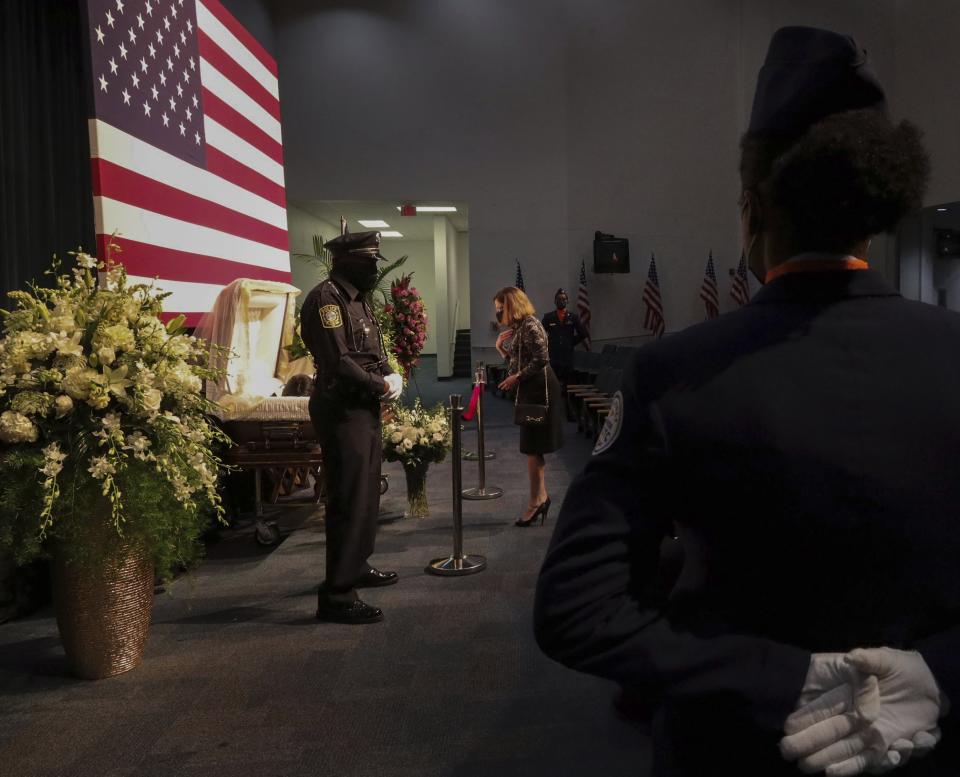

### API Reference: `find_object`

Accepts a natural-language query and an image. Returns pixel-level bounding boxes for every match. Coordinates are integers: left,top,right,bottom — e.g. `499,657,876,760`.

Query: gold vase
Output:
51,534,154,680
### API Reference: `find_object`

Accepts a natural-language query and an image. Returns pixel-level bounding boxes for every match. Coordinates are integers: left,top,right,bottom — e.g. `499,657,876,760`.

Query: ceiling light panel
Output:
359,220,391,228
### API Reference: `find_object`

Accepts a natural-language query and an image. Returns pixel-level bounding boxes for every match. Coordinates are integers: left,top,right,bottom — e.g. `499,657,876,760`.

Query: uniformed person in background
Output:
535,26,960,776
541,289,587,417
301,227,403,625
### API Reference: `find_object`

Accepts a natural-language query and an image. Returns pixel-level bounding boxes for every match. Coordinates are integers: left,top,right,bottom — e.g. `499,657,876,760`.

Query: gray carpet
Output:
0,391,651,777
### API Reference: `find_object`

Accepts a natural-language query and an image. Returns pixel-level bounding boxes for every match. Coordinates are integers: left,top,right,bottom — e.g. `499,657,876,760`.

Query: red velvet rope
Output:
461,383,482,421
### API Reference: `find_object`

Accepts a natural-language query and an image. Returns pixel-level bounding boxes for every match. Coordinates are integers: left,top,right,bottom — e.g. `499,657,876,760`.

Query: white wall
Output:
270,0,958,346
286,205,339,301
445,218,459,365
456,231,471,330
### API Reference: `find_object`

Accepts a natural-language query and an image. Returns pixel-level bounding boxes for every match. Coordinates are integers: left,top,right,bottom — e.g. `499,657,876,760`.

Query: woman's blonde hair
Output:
494,286,535,325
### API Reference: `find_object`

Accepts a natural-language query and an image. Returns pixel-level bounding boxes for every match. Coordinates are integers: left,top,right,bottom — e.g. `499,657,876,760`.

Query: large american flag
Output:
85,0,289,325
642,253,665,338
700,251,719,319
730,254,751,307
576,257,591,349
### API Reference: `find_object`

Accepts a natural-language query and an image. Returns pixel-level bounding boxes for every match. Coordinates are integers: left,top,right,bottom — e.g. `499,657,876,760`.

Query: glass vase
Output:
403,460,430,518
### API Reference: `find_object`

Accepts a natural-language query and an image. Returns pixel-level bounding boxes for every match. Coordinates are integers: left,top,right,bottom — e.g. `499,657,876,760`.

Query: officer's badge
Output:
320,304,342,329
592,390,624,456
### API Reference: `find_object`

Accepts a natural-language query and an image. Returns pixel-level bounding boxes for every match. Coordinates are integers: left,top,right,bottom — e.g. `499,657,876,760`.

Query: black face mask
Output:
336,257,379,292
556,297,568,310
495,309,505,324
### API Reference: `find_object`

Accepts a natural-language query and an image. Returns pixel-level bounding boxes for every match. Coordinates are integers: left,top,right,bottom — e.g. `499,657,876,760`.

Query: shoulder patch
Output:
320,304,343,329
592,390,624,456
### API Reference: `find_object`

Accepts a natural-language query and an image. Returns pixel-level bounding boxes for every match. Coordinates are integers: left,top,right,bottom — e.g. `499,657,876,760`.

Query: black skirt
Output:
518,365,565,455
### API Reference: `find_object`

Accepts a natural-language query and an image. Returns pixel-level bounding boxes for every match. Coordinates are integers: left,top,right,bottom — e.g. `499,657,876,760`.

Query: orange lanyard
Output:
765,257,869,284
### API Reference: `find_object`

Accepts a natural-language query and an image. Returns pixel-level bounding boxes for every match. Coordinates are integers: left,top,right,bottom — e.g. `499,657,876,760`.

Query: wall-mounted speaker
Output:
593,231,630,273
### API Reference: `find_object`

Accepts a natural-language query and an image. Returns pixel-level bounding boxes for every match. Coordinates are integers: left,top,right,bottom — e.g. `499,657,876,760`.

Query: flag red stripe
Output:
91,158,289,252
206,145,286,207
198,29,281,123
96,234,292,286
202,87,283,165
200,0,279,78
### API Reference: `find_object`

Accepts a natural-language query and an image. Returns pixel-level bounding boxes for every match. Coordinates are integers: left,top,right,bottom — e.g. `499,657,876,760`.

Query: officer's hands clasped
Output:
382,373,403,402
780,648,945,775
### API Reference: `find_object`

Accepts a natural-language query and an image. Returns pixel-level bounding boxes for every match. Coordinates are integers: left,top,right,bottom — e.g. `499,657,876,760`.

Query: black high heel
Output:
516,497,551,527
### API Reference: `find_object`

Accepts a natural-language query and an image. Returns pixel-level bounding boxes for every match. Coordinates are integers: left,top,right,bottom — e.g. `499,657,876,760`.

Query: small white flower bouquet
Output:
0,248,229,575
381,400,451,467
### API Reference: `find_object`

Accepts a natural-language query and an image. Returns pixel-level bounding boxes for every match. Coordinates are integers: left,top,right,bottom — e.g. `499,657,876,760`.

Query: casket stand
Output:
194,279,324,546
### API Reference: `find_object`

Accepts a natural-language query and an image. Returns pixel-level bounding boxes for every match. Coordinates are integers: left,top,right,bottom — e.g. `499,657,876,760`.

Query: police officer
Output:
301,227,403,625
541,288,587,389
535,27,960,776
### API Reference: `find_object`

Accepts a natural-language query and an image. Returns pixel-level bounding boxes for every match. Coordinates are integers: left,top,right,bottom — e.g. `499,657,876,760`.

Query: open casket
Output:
194,279,321,544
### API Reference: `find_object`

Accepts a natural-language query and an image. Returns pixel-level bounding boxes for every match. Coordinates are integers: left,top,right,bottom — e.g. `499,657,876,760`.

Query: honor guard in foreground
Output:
536,27,960,776
301,224,403,624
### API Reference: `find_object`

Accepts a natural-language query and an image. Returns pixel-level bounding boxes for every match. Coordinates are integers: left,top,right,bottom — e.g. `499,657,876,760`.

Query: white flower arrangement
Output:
0,247,230,574
381,399,452,467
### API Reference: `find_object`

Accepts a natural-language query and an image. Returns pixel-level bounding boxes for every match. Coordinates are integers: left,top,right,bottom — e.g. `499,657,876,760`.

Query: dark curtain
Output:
0,0,95,303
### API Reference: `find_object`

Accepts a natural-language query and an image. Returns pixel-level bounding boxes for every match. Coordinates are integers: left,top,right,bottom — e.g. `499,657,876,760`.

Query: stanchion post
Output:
426,394,486,576
463,362,495,461
462,365,503,498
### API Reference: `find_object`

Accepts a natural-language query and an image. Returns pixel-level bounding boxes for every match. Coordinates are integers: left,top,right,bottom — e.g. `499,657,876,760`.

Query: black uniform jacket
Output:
300,273,392,401
534,269,960,776
541,309,586,368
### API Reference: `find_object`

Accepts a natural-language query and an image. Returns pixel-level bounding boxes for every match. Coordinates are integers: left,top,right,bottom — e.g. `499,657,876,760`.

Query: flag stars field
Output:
86,0,287,318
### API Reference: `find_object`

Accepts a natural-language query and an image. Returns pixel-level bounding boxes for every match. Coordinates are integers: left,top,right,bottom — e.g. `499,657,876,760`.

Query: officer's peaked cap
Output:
324,230,388,261
748,26,887,137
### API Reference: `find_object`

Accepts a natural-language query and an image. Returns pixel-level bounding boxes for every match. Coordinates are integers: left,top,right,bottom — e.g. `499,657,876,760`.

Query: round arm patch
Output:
592,390,624,455
320,304,343,329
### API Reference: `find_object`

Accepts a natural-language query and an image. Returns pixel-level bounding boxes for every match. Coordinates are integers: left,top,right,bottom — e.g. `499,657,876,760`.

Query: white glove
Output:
843,648,943,757
779,649,944,776
382,373,403,401
780,653,881,771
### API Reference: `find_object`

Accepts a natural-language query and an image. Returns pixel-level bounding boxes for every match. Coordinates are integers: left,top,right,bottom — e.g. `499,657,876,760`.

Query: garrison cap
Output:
748,26,887,137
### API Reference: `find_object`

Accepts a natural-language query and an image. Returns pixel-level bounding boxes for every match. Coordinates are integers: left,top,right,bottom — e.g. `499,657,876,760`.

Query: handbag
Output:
513,325,549,427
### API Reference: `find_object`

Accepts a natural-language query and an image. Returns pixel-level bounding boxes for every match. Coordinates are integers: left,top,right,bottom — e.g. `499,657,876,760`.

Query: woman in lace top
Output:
494,287,565,527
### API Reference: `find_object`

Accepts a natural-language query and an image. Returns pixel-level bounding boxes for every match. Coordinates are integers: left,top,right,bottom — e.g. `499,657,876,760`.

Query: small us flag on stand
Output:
577,258,591,349
700,251,719,319
730,254,751,307
515,259,525,291
85,0,290,324
643,253,665,338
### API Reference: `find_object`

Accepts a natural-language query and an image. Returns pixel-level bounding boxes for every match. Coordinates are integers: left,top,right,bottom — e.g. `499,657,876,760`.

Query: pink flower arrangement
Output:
388,274,428,377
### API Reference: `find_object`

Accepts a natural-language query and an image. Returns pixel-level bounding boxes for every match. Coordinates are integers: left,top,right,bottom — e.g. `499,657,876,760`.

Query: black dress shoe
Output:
354,568,398,588
316,597,383,624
